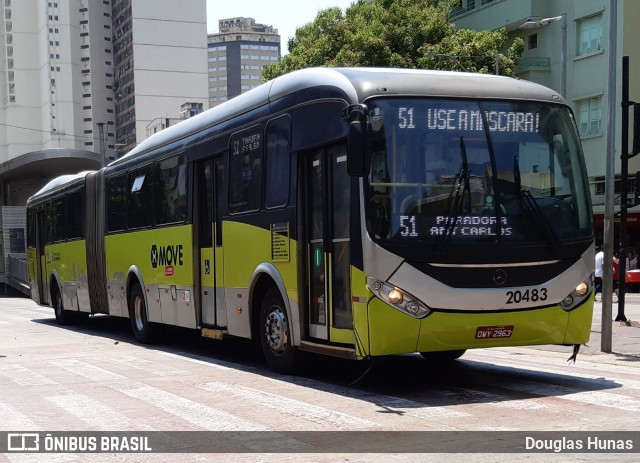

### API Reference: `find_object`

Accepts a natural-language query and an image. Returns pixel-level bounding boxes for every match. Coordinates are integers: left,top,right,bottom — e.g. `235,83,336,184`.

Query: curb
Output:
497,346,640,367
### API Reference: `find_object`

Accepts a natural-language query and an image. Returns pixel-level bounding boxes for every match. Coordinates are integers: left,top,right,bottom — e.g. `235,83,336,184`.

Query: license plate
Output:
475,325,514,339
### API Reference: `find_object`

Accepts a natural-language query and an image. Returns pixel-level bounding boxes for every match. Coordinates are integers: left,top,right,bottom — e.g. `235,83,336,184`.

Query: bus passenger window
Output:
128,165,154,229
106,174,127,232
67,189,84,239
155,155,187,225
229,126,263,214
265,117,290,209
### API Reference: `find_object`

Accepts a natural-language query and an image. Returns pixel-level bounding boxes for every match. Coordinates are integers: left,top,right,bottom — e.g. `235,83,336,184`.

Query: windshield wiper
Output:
514,155,560,253
440,137,471,251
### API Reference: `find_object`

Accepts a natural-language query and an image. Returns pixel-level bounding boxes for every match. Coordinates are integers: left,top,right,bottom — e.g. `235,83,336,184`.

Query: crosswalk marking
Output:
47,391,153,431
3,340,640,435
109,355,190,376
256,374,472,423
159,351,238,372
0,402,40,430
197,380,380,430
110,383,268,431
50,359,126,381
0,364,57,387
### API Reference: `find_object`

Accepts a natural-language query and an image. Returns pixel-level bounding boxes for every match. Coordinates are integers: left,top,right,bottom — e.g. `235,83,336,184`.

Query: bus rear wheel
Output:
52,284,72,325
420,349,466,363
129,283,154,344
260,287,298,374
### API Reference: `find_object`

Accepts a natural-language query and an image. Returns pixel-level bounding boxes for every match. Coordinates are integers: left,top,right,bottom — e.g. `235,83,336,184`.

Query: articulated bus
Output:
26,68,594,373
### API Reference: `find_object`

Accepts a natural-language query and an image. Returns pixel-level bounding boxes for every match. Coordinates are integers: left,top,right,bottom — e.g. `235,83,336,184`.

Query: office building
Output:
0,0,208,291
207,17,280,107
113,0,208,152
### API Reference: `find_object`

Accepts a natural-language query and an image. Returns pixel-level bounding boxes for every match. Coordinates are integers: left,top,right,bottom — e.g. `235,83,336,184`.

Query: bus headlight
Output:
575,282,588,297
367,277,430,319
388,289,403,304
560,279,591,311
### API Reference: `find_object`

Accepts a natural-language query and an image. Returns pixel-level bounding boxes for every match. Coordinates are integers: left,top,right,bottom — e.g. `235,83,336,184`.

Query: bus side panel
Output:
105,225,196,328
351,266,371,358
223,220,299,340
45,240,89,312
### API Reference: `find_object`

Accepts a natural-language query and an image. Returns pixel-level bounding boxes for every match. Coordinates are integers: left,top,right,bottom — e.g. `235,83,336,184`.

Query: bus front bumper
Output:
366,295,594,356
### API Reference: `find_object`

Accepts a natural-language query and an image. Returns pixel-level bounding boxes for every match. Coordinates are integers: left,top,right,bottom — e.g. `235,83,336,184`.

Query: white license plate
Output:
475,325,514,339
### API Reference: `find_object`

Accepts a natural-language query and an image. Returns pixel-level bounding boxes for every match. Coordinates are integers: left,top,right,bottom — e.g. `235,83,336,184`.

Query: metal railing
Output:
515,57,551,71
7,255,28,289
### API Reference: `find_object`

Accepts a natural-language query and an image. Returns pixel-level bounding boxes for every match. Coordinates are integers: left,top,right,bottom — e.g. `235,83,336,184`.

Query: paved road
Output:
1,297,640,462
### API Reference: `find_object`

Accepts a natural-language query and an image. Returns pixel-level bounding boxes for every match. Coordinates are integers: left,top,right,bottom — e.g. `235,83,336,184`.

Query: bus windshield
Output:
365,98,593,252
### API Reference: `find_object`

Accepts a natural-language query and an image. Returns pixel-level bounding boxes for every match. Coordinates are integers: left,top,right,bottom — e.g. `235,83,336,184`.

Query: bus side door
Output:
304,144,353,341
197,157,226,327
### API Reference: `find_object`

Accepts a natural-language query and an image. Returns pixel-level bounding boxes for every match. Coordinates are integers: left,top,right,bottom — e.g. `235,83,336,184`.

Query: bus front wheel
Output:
259,287,298,374
129,283,153,343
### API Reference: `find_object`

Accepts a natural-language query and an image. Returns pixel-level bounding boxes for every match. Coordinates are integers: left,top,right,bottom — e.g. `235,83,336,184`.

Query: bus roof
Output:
28,170,95,204
114,67,565,164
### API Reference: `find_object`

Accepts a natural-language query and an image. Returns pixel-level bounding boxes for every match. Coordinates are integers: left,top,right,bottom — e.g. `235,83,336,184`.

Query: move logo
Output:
150,244,184,268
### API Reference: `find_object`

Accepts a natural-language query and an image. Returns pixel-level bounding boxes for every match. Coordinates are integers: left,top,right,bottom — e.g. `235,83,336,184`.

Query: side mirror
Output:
347,121,371,177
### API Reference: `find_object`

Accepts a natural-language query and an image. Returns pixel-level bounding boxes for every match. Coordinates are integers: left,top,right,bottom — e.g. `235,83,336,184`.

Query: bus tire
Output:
52,283,73,325
420,349,466,363
129,283,154,344
259,287,298,374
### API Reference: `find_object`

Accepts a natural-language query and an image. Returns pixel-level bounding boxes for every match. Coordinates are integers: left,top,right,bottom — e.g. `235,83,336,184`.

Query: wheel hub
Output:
133,297,144,332
265,306,288,355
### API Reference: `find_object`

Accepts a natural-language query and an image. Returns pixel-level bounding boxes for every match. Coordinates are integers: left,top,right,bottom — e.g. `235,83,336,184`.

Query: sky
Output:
206,0,356,55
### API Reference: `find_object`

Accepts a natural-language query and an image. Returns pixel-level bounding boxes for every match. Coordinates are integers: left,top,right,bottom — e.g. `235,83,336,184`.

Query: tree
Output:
262,0,524,81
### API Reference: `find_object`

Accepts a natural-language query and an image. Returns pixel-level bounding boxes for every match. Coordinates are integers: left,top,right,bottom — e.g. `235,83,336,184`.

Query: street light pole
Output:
519,14,567,97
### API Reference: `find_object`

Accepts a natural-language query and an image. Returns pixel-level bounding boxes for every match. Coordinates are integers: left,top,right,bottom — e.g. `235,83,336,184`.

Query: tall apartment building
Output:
113,0,208,151
0,0,115,162
452,0,640,244
207,17,280,107
0,0,207,291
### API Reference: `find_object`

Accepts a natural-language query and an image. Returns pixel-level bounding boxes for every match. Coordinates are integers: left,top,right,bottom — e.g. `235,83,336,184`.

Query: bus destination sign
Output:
398,107,540,133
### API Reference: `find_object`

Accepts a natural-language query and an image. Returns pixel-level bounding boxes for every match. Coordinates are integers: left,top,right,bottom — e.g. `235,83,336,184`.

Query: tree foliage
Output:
262,0,524,80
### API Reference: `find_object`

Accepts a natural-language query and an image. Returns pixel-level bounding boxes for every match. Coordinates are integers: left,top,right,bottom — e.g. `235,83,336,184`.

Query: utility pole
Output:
97,122,106,168
618,56,631,322
602,0,617,351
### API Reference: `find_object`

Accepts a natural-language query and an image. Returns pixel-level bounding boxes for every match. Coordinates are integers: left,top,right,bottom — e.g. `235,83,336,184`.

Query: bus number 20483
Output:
505,288,548,304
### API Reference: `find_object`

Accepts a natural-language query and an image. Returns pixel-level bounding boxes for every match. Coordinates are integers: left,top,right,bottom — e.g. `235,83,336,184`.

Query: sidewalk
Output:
520,292,640,364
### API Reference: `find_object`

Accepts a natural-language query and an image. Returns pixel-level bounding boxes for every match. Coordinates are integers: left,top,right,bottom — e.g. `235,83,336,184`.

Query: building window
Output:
528,33,537,50
577,14,603,56
577,96,602,136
